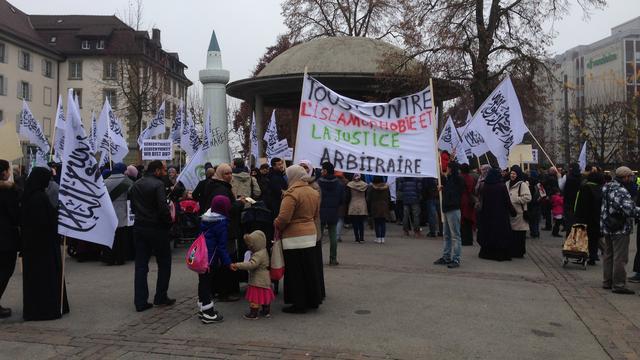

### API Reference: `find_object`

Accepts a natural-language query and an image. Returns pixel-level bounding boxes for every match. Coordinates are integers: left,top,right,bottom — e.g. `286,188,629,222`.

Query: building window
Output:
18,81,31,101
19,51,32,71
0,43,5,63
97,40,105,50
69,61,82,80
42,59,53,78
104,88,117,108
0,75,5,96
103,61,117,80
70,88,82,108
43,87,52,106
42,117,51,139
81,40,90,50
0,110,3,124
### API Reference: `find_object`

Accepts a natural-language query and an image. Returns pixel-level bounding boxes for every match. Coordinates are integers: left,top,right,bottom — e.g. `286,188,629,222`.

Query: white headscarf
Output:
298,159,314,177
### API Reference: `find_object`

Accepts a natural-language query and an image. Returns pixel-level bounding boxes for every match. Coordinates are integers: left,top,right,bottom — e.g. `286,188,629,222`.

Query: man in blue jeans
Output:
434,162,464,268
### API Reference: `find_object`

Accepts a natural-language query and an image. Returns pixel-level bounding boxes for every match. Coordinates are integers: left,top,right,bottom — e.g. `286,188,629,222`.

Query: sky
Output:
8,0,640,90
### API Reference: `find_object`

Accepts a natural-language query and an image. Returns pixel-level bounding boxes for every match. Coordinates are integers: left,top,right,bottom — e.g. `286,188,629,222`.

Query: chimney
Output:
152,28,161,46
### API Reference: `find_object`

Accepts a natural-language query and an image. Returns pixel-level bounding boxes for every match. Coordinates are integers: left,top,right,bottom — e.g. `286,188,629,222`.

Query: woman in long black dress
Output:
22,167,69,320
477,168,516,261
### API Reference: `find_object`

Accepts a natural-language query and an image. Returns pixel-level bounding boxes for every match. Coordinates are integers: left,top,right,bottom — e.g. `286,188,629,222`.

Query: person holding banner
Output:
0,159,20,318
274,165,322,314
21,167,69,321
128,161,174,312
434,162,464,268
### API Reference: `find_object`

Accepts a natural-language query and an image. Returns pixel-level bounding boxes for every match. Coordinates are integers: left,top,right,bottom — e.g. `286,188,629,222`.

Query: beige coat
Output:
347,180,368,216
235,231,271,289
507,181,532,231
231,172,261,199
274,180,320,248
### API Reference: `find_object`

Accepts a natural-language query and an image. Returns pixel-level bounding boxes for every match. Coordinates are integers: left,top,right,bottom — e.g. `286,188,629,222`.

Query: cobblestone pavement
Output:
1,226,639,359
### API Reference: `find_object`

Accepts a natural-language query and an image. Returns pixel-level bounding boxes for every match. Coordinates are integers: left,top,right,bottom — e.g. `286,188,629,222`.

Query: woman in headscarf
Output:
346,173,369,243
477,168,516,261
0,159,20,318
507,165,532,258
22,167,69,320
203,163,242,302
274,165,322,313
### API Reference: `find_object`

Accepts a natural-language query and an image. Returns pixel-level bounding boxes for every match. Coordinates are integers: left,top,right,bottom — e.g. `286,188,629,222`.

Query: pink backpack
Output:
186,234,214,274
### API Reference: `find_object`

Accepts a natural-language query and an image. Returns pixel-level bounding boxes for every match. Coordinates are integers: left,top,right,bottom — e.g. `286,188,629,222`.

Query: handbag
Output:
270,229,285,281
518,183,530,222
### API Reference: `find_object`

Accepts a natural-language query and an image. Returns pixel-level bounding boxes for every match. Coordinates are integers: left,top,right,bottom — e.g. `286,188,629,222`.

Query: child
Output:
550,189,564,238
197,195,233,324
231,230,274,319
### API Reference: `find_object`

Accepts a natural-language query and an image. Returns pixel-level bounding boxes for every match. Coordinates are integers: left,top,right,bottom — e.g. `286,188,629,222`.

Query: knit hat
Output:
211,195,231,217
112,162,127,175
615,166,634,178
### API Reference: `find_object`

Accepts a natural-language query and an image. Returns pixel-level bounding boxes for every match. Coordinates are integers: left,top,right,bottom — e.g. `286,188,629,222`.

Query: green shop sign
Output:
587,53,617,69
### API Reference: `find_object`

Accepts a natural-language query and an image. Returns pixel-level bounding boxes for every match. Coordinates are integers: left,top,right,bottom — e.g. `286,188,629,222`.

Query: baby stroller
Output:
171,199,201,248
240,201,276,289
562,224,589,270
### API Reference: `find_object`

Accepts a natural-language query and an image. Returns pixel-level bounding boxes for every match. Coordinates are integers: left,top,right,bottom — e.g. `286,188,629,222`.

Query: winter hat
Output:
112,162,127,175
615,166,634,178
211,195,231,217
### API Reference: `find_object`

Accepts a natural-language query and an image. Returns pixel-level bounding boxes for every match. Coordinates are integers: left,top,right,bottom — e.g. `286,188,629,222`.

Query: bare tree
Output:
282,0,403,41
119,0,145,31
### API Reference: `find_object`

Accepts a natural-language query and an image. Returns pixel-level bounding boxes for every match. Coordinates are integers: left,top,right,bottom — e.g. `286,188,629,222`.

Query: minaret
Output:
199,30,230,164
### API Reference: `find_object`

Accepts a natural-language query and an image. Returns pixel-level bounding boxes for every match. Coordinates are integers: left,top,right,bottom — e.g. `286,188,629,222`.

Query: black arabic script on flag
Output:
481,92,513,150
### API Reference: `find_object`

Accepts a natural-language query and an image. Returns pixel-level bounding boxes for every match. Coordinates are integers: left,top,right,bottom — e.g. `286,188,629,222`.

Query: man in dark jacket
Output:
128,160,174,312
318,162,344,265
193,167,216,214
434,162,464,268
398,177,422,237
265,157,287,218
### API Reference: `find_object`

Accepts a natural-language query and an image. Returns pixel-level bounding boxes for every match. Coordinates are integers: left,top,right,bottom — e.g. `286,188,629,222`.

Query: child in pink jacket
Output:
550,190,564,237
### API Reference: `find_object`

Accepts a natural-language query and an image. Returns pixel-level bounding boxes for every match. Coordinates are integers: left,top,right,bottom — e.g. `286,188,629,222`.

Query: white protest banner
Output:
283,147,294,161
89,111,98,154
526,149,539,164
138,101,166,147
459,110,490,158
53,96,65,162
264,110,280,162
180,111,201,158
268,139,289,159
176,147,207,190
202,110,212,149
170,101,184,145
19,100,50,167
294,74,438,177
141,139,172,160
58,89,118,248
438,116,468,165
97,98,129,166
126,200,135,226
472,77,528,169
250,113,259,163
578,141,587,172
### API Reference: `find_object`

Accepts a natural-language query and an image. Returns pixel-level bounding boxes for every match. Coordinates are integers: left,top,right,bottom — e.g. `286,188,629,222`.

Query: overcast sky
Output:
9,0,639,89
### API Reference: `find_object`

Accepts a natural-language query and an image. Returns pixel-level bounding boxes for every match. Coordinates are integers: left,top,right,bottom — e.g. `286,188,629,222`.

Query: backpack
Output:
185,233,214,274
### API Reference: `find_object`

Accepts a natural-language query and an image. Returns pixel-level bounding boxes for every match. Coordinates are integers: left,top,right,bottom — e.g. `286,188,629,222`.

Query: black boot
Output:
243,306,259,320
260,305,272,318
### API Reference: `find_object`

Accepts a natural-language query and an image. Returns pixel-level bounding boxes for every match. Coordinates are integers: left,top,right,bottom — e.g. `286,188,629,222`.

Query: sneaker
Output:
260,306,272,318
447,261,460,269
153,297,176,307
628,275,640,283
381,238,385,244
612,288,635,295
433,257,451,265
201,308,223,324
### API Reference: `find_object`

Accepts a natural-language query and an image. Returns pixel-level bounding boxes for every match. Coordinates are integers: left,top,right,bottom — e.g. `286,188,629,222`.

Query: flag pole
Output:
429,79,444,225
60,236,67,314
528,132,557,169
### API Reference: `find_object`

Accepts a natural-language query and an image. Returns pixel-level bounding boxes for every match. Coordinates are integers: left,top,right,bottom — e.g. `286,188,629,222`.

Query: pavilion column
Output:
254,95,265,161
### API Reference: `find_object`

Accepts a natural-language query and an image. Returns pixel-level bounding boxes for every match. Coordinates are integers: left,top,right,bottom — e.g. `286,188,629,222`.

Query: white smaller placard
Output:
141,139,172,160
126,200,135,226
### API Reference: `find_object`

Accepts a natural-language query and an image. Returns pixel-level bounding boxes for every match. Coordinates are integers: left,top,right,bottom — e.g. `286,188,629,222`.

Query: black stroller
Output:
240,201,277,292
171,199,201,248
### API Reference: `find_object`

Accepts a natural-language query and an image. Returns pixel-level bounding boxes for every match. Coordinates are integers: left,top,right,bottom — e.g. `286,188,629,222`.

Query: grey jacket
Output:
105,174,134,228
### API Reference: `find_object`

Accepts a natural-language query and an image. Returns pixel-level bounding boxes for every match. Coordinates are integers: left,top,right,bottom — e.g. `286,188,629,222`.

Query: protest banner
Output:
137,101,166,147
459,111,490,158
578,141,587,171
19,100,50,167
141,139,173,160
294,74,438,177
438,116,469,165
52,96,65,162
176,147,207,190
526,149,539,164
508,144,533,167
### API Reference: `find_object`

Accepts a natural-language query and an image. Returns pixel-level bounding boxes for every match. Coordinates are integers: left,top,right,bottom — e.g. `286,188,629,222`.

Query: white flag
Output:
250,113,259,164
472,77,528,168
180,110,200,157
459,110,491,158
53,96,65,163
138,101,166,147
19,100,50,166
97,98,129,166
578,141,587,172
176,146,207,191
170,101,184,145
264,110,280,162
89,112,98,154
58,89,118,248
438,116,468,165
202,110,212,150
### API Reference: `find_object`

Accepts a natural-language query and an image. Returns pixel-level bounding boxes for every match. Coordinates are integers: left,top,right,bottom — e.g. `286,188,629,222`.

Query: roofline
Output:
0,28,64,59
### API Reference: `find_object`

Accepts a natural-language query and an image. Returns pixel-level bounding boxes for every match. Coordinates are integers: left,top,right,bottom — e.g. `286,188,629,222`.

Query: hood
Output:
201,210,227,223
232,172,251,183
0,180,15,190
347,180,368,192
371,183,389,191
243,230,266,252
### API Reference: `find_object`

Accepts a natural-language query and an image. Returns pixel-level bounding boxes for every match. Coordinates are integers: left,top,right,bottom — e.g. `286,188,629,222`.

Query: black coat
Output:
442,174,464,212
21,168,69,320
317,175,344,224
477,180,516,261
265,169,287,216
574,181,602,236
0,181,20,252
563,174,582,213
128,174,172,228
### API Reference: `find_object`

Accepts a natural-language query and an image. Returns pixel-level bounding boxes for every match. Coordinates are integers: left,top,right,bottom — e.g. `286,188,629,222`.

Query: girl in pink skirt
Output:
231,230,275,319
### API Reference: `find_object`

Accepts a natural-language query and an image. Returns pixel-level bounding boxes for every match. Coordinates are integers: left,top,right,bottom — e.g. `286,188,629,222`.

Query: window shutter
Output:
3,76,7,96
16,81,21,99
28,83,32,101
28,55,32,71
41,59,46,76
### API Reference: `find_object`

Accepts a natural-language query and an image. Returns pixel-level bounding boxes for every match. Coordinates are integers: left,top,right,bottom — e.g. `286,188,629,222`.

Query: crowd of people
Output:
2,153,640,323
